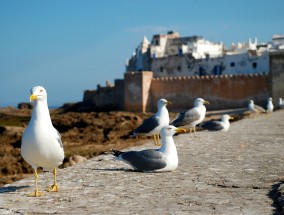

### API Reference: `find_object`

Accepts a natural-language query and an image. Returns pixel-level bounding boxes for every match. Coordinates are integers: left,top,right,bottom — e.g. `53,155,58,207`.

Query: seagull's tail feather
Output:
111,149,124,157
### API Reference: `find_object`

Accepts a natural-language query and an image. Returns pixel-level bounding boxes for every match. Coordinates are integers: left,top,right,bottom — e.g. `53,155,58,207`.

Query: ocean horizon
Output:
0,103,62,110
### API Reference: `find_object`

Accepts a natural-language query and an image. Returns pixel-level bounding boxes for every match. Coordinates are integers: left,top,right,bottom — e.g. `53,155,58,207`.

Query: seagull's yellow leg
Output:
153,134,158,146
153,134,156,145
28,169,43,197
193,126,197,138
189,128,193,137
46,168,59,192
155,134,161,146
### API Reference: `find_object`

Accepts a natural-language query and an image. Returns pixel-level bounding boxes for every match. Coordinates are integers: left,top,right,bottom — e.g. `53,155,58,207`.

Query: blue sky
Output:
1,0,283,107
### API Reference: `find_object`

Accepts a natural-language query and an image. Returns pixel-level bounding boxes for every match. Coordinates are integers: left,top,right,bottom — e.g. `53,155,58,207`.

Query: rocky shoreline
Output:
0,106,155,186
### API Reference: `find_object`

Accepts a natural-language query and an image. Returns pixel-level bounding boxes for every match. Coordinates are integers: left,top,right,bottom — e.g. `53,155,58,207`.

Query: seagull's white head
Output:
160,125,186,137
194,98,209,107
29,86,47,103
268,97,273,102
157,98,171,109
249,100,254,105
221,114,233,122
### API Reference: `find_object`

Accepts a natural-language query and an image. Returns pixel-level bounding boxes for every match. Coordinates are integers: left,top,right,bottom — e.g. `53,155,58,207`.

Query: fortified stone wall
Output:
149,74,269,112
82,79,124,111
83,53,283,113
270,51,284,101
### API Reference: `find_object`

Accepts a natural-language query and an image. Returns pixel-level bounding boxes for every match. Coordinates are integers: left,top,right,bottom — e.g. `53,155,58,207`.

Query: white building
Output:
126,31,283,77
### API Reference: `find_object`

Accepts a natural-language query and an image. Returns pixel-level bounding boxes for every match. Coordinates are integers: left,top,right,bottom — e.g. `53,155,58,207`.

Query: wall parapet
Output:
149,72,270,112
152,72,269,82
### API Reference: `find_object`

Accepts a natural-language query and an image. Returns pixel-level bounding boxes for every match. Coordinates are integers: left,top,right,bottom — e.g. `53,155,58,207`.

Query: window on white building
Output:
252,62,257,69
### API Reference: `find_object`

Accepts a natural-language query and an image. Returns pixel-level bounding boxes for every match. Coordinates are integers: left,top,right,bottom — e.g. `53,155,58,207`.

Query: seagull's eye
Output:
40,89,43,92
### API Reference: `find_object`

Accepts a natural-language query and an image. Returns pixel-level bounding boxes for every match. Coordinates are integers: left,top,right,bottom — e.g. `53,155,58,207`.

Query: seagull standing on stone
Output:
21,86,64,197
279,98,284,109
170,98,209,137
266,97,274,113
113,125,186,172
248,100,265,115
199,114,234,132
130,98,171,146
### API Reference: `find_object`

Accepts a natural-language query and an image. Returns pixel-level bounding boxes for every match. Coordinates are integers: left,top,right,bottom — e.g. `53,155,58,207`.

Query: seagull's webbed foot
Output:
46,168,59,192
28,191,44,197
155,142,162,147
46,184,59,192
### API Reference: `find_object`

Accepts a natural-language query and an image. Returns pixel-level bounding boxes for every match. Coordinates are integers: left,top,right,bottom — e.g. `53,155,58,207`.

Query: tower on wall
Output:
124,71,153,112
269,51,284,100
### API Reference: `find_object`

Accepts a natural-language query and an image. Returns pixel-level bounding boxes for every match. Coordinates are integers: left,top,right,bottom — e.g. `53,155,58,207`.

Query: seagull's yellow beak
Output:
30,94,37,102
204,100,210,105
167,101,172,105
230,116,234,120
175,127,186,133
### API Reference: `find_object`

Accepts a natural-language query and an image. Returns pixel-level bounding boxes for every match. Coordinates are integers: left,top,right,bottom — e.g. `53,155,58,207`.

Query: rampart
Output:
82,52,284,113
82,79,124,111
149,73,269,112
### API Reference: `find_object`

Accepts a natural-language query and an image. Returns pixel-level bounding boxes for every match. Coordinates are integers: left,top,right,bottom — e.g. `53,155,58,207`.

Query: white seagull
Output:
199,114,234,132
248,100,265,115
170,98,209,137
266,97,274,113
130,98,171,146
113,125,186,172
279,98,284,109
21,86,64,197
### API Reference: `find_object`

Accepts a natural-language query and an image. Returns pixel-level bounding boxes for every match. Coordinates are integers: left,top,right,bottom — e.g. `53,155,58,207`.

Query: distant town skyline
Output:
0,0,284,107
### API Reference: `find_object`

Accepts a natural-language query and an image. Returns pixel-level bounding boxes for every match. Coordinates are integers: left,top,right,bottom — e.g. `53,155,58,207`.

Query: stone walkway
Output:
1,110,284,214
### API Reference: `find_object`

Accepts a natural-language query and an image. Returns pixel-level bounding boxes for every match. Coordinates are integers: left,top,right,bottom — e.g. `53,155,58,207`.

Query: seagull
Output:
170,98,209,137
130,98,171,146
199,114,234,132
112,125,186,172
279,98,284,109
248,100,265,115
21,86,64,197
266,97,274,113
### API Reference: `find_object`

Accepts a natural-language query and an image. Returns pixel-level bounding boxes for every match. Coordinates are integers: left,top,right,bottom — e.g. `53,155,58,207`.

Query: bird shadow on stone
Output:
92,168,164,174
92,168,154,173
0,185,29,194
268,181,284,215
91,168,133,172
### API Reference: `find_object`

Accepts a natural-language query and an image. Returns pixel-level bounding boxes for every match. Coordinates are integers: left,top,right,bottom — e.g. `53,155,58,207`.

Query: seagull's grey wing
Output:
200,121,224,131
56,129,63,148
170,111,185,126
133,115,159,134
121,149,167,171
254,105,265,113
171,108,201,126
